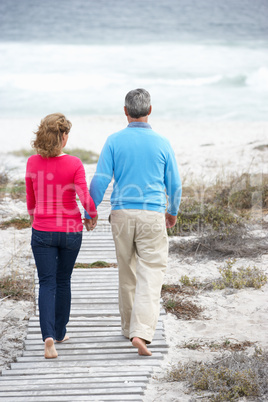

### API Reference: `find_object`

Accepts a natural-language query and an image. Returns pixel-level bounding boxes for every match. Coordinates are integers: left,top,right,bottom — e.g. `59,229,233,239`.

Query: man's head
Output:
124,88,151,119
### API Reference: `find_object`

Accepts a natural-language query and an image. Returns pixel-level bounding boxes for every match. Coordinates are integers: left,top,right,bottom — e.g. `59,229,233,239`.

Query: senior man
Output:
85,88,182,356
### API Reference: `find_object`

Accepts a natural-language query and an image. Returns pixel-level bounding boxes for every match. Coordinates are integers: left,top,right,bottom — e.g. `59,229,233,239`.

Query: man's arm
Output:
84,138,114,219
164,143,182,227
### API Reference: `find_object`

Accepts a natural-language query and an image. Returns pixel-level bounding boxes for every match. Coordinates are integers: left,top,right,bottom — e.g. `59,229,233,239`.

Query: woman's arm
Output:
25,159,36,217
74,160,98,219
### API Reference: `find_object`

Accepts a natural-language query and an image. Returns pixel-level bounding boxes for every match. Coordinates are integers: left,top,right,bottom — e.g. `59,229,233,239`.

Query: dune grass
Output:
0,274,34,301
0,218,31,230
165,350,268,401
10,148,99,164
74,261,117,268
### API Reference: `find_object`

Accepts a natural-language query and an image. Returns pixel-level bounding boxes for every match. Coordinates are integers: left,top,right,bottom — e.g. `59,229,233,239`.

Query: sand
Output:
0,118,267,400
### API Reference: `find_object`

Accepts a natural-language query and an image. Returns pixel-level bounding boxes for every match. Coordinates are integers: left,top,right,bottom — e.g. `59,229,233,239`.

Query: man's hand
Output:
165,212,177,228
84,215,98,231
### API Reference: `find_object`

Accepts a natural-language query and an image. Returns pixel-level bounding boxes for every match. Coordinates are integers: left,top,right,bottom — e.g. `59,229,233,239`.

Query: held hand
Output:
165,212,177,228
84,215,98,231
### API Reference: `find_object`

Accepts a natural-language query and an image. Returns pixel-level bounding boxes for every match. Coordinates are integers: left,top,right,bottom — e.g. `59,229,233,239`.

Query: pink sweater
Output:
26,154,97,232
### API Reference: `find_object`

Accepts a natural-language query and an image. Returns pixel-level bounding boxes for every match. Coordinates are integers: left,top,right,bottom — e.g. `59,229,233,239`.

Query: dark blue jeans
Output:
31,228,82,342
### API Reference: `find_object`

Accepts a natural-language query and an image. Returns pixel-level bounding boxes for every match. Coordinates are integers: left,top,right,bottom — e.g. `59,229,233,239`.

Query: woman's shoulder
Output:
27,153,41,164
62,154,82,164
60,155,84,171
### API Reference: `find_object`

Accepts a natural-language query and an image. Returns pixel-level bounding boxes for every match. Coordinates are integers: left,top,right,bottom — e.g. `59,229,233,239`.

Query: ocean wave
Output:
1,69,267,92
246,67,268,90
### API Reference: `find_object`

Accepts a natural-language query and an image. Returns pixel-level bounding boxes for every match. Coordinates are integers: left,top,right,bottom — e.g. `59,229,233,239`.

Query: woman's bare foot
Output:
44,337,58,359
55,335,69,343
132,337,152,356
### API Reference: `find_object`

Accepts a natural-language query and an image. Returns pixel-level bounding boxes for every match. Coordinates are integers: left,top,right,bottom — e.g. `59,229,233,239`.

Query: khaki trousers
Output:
110,209,168,343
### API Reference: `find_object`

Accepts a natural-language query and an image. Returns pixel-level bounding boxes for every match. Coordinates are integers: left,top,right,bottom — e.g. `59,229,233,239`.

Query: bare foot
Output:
55,335,69,343
44,337,58,359
132,337,152,356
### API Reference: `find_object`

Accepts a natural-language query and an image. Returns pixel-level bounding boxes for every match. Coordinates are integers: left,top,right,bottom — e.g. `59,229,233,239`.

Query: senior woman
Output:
25,113,97,359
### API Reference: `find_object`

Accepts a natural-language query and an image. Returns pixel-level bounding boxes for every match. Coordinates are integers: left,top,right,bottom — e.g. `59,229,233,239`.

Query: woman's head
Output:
32,113,72,158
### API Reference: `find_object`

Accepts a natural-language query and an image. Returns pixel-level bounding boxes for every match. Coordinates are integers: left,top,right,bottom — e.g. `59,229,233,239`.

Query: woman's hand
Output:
84,215,98,231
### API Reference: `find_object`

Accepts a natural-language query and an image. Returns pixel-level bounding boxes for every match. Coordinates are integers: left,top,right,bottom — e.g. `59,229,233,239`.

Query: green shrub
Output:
166,351,268,401
179,275,198,287
10,149,35,157
0,218,31,230
64,148,99,164
168,200,241,236
74,261,114,268
213,259,267,290
0,274,34,301
10,148,99,164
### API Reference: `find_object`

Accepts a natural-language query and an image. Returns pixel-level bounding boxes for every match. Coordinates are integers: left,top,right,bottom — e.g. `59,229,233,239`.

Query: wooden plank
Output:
16,352,164,362
1,192,168,402
1,396,143,401
22,346,168,357
1,367,152,377
1,366,152,377
24,333,165,343
10,359,163,369
0,386,144,397
23,341,168,352
0,375,149,386
0,381,147,392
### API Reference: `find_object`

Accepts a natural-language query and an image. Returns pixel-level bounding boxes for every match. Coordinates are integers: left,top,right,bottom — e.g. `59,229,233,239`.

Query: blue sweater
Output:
85,122,182,218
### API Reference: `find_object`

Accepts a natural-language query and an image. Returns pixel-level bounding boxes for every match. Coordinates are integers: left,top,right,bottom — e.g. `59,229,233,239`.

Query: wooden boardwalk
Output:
0,188,168,401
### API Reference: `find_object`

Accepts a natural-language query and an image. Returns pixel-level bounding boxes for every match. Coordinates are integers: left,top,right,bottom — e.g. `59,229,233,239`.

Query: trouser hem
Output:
43,335,55,342
121,329,129,339
129,332,152,344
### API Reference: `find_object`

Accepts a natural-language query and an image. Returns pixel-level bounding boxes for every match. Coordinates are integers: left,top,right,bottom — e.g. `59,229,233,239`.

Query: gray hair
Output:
125,88,151,118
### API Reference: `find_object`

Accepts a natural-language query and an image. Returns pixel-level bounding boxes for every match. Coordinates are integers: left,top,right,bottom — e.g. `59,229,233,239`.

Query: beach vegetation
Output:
0,170,9,185
166,261,267,297
0,179,26,201
168,172,268,241
169,222,267,259
168,200,241,236
64,148,99,164
74,261,117,268
179,275,198,287
11,149,35,157
213,259,267,290
182,339,255,352
161,288,204,320
254,144,268,151
10,148,99,164
0,169,10,200
0,218,31,230
0,274,34,301
8,180,26,200
165,350,268,401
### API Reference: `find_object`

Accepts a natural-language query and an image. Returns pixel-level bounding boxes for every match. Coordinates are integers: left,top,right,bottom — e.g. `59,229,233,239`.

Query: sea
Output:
0,0,268,122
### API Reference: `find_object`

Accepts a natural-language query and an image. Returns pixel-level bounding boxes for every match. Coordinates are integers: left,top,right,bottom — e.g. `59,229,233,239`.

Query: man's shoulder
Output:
149,129,172,148
108,127,129,139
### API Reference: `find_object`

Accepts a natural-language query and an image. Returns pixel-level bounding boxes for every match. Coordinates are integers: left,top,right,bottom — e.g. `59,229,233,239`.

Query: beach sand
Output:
0,118,267,400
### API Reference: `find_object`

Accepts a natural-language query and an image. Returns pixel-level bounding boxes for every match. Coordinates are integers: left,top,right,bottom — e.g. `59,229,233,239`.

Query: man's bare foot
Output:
44,337,58,359
132,337,152,356
55,335,69,343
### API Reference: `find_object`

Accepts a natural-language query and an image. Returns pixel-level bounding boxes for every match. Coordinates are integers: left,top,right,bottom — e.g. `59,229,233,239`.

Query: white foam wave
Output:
246,67,268,90
0,73,224,91
0,73,120,92
0,42,267,119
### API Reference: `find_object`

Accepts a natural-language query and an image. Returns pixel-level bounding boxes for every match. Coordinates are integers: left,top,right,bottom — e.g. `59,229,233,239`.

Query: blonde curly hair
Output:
32,113,72,158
